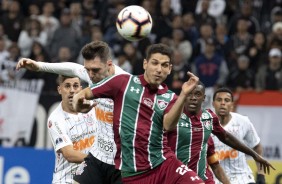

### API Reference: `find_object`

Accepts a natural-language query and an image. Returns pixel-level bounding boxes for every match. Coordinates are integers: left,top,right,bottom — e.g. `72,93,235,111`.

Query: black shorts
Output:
74,153,122,184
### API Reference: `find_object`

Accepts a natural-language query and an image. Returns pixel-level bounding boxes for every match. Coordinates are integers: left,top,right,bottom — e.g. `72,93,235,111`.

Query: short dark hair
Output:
198,81,206,92
81,41,111,63
146,43,173,62
212,87,233,101
57,75,80,85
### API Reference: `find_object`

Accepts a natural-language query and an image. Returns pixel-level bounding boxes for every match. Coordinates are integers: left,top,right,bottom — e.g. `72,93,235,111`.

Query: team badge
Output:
133,76,141,84
157,99,168,110
181,113,187,120
203,120,212,130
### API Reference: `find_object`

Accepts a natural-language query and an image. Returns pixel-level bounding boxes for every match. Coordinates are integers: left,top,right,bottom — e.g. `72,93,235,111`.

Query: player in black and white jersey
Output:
212,87,269,184
48,75,96,183
17,41,127,184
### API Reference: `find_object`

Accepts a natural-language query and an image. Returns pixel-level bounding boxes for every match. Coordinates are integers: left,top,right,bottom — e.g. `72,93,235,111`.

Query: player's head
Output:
143,43,173,88
212,87,234,117
57,75,82,113
184,81,205,114
81,41,113,83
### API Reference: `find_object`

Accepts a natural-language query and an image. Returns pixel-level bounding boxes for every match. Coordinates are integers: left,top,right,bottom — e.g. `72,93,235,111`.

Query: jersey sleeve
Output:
207,137,219,165
166,128,177,153
38,62,92,84
243,117,260,148
47,115,72,152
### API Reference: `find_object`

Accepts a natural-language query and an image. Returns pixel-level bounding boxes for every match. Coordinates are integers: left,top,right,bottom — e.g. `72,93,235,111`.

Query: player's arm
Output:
216,131,275,174
16,58,90,83
253,143,266,184
59,145,87,163
163,72,199,131
73,87,95,113
209,162,230,184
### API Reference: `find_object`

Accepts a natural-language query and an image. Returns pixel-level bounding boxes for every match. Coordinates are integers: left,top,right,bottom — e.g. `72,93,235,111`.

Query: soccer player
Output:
167,82,273,184
17,41,127,184
212,87,267,184
48,75,96,183
72,43,204,184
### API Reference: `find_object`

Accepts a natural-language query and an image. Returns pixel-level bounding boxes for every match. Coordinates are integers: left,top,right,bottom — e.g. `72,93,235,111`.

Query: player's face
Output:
185,85,205,114
143,53,172,88
84,57,112,83
212,92,233,117
58,77,82,112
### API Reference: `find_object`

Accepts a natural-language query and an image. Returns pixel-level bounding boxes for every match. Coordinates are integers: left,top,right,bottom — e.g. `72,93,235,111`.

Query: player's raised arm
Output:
16,58,91,83
163,72,199,131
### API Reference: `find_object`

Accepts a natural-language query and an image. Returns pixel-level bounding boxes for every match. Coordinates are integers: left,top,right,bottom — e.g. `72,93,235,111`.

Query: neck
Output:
219,113,231,126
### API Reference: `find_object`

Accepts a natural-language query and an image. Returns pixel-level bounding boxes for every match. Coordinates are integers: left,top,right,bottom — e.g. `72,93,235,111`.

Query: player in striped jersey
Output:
167,82,273,184
212,87,267,184
16,41,126,184
48,75,96,184
73,43,204,184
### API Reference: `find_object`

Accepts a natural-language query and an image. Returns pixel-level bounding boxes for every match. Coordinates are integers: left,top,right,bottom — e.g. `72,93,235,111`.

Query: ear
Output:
143,59,147,70
167,63,172,74
107,60,113,66
57,86,62,95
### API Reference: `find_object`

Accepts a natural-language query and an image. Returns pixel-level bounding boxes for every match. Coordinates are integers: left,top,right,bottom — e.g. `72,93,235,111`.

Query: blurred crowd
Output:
0,0,282,95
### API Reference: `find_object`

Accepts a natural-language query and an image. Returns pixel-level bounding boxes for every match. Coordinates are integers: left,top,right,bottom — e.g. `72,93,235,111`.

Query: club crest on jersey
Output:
181,113,187,120
143,98,153,108
203,120,212,130
201,112,209,119
130,86,140,94
157,99,168,110
133,76,141,84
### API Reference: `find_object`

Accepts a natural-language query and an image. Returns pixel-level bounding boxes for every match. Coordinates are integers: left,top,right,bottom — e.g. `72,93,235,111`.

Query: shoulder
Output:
114,64,130,75
230,112,251,124
48,103,64,122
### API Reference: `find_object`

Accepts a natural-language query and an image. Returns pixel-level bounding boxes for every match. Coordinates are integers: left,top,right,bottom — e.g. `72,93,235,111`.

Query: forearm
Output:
210,164,230,184
219,132,258,158
254,143,265,174
73,87,94,113
63,150,87,163
163,93,186,131
38,62,90,82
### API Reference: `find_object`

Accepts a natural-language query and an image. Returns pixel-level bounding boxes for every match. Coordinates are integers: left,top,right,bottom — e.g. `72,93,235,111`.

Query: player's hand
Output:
253,154,275,174
74,97,96,113
181,72,199,96
16,58,40,71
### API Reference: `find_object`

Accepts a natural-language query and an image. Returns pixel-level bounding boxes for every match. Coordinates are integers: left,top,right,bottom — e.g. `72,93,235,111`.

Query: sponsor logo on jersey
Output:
216,149,238,160
133,76,141,84
95,107,113,124
130,86,140,94
161,93,170,98
54,122,62,134
55,137,63,145
98,137,114,153
73,135,95,151
157,99,168,110
143,97,153,108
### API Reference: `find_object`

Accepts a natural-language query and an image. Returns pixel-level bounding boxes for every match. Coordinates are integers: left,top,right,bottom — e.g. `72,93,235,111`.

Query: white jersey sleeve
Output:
38,62,92,84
